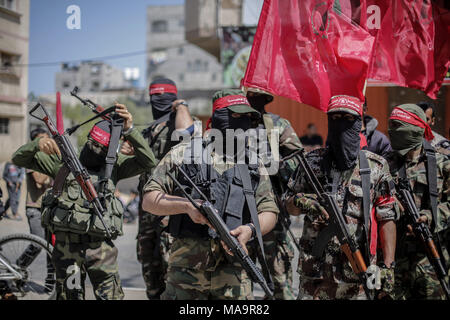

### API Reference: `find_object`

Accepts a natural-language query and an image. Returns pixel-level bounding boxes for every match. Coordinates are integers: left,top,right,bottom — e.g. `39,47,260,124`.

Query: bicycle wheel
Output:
0,233,55,300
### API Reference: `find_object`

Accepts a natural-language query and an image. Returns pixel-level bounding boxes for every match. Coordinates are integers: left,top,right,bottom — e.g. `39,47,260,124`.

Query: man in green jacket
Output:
12,104,156,300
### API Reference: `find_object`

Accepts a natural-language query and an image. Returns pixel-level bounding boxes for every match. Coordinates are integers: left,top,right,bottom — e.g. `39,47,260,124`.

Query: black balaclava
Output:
211,108,252,157
246,93,274,113
326,113,362,171
79,120,111,171
211,108,252,135
149,78,177,120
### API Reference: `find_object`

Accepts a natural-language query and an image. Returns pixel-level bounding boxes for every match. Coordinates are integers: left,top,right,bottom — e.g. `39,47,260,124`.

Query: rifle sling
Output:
102,116,124,185
423,140,438,232
359,150,372,261
52,165,71,197
236,164,274,291
144,112,172,148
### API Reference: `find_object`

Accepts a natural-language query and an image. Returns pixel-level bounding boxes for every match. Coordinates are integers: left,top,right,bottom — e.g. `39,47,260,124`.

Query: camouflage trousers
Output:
137,211,171,299
297,276,367,300
52,232,124,300
392,250,449,300
161,238,253,300
262,229,296,300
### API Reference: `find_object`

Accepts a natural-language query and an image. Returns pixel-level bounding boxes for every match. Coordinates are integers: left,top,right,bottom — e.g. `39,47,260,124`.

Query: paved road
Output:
0,207,304,300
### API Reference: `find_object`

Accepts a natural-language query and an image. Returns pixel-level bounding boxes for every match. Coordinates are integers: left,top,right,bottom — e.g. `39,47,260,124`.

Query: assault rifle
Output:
70,86,111,121
167,166,274,298
29,103,112,238
397,178,450,300
290,150,373,299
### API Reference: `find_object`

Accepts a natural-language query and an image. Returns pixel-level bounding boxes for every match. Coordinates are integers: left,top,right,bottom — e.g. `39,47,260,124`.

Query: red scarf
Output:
206,95,251,129
390,107,434,141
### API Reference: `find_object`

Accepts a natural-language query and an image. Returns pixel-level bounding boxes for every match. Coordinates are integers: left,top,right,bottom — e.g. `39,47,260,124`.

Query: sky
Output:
28,0,264,96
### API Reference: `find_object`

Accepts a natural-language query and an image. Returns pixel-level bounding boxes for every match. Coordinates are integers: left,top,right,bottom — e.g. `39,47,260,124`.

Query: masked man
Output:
12,104,156,300
142,89,279,299
285,95,398,300
136,78,195,299
245,87,302,300
387,104,450,300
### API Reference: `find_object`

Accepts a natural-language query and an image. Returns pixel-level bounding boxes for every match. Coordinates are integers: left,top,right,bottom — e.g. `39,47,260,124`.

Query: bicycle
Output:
0,233,56,300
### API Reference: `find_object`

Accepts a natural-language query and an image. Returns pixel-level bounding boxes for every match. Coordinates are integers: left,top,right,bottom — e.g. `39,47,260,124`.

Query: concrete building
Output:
185,0,243,58
0,0,29,162
146,4,224,116
55,61,129,94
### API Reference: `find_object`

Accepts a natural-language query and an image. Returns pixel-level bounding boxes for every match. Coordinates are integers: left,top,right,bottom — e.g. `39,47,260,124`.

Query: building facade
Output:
55,60,128,94
0,0,29,162
146,4,224,116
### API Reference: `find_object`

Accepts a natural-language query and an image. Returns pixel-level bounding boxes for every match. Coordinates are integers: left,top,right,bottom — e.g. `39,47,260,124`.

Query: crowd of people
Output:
0,76,448,301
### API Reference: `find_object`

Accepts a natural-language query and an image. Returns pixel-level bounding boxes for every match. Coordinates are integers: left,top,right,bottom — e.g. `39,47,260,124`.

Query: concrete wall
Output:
0,0,29,163
55,61,127,94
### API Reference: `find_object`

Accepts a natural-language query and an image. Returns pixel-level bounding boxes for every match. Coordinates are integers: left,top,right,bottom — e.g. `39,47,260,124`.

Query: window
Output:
91,81,100,91
212,73,217,82
179,73,184,81
1,52,14,67
0,0,16,11
152,20,168,33
178,46,184,55
190,59,207,72
0,118,10,134
62,82,70,88
90,65,100,75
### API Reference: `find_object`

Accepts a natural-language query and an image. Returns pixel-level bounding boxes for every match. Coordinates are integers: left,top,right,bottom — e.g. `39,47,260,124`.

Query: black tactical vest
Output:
168,154,260,239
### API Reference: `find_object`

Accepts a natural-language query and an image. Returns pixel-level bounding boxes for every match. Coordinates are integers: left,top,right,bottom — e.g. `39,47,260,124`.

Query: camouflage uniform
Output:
12,128,155,299
143,141,280,300
254,113,302,300
389,150,450,300
137,117,197,299
288,148,398,300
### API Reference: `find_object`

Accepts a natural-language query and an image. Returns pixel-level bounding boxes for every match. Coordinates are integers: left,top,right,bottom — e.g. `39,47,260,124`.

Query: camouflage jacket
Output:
12,128,155,183
431,130,450,156
288,148,397,284
389,149,450,252
142,140,279,270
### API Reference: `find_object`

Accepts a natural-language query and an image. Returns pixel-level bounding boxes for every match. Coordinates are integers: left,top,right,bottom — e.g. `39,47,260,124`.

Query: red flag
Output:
242,0,375,111
368,0,450,99
56,91,64,134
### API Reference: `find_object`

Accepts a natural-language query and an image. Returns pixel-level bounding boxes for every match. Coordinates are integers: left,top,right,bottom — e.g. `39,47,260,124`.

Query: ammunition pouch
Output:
169,160,259,239
41,174,124,241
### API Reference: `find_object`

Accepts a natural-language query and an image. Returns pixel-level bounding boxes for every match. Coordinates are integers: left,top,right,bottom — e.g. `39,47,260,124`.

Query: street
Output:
0,207,303,300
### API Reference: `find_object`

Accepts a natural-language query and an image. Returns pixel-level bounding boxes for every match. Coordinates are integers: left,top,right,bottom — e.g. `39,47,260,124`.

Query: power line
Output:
14,49,150,68
15,32,223,69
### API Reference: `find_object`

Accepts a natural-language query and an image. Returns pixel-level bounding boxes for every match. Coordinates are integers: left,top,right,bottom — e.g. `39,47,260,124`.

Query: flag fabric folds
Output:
368,0,450,99
242,0,375,111
243,0,450,110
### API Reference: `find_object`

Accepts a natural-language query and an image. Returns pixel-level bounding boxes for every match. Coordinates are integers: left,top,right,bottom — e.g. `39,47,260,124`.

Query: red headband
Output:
206,95,251,129
149,83,177,95
390,107,434,141
328,96,363,116
90,125,111,147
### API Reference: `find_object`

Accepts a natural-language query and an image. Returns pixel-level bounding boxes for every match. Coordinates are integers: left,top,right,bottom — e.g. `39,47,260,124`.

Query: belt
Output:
54,231,104,244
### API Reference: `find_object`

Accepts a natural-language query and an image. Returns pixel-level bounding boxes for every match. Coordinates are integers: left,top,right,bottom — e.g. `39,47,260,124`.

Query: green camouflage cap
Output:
212,89,260,115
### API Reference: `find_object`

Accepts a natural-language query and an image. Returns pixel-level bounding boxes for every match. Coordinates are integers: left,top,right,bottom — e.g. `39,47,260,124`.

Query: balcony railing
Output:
0,65,21,78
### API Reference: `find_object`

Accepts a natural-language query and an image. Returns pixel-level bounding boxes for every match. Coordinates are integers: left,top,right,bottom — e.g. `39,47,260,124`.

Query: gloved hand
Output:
293,193,329,221
376,263,395,299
